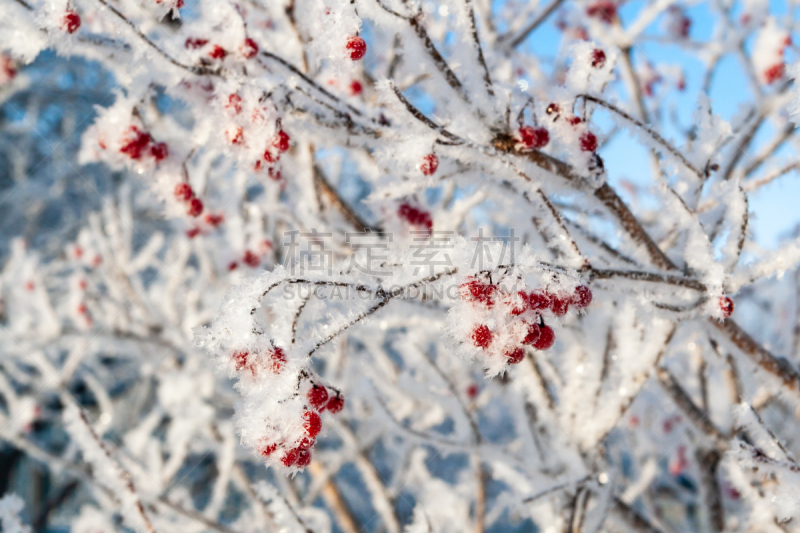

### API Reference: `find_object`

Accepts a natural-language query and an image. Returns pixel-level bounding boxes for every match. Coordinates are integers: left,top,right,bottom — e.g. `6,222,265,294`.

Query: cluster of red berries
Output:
398,202,433,232
762,36,791,85
119,126,169,162
517,126,549,150
460,278,593,365
184,37,259,60
420,153,439,176
544,103,598,153
257,383,345,468
232,346,287,377
591,49,606,68
586,1,617,24
346,36,367,60
174,183,204,218
62,11,81,34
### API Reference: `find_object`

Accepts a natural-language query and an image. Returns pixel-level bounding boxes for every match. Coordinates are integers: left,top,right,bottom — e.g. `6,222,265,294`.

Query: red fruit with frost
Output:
508,291,528,315
420,154,439,176
518,126,549,149
303,411,322,438
227,126,244,145
227,261,238,271
572,285,593,308
326,394,345,413
241,37,259,59
150,142,168,161
349,80,363,96
550,295,570,316
532,325,555,350
471,325,493,349
205,213,224,227
346,36,367,60
308,385,329,410
243,250,260,268
528,290,551,310
226,94,242,114
209,45,227,60
281,448,299,466
273,130,291,152
296,448,312,467
546,103,560,116
186,227,201,239
460,279,497,307
120,126,151,160
466,384,479,399
720,296,734,318
232,350,249,371
580,131,598,152
764,64,785,84
62,11,81,33
522,323,541,345
258,442,277,457
185,37,208,49
187,198,204,217
591,49,606,68
174,183,194,201
586,1,617,24
269,347,286,372
506,347,525,365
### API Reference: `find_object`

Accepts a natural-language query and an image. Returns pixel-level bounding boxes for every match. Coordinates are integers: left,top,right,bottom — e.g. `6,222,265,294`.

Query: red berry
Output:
205,213,224,227
62,11,81,33
303,411,322,438
518,126,549,149
187,198,204,217
150,142,168,161
281,448,299,466
296,437,315,450
243,250,260,268
232,350,249,371
226,94,242,114
460,279,497,307
296,448,312,467
228,261,238,271
227,126,244,145
586,1,617,24
580,131,598,152
546,103,560,115
273,130,290,152
258,442,277,456
532,325,555,350
186,227,201,239
174,183,194,201
466,384,479,399
591,49,606,68
528,290,551,310
420,154,439,176
326,395,345,413
346,36,367,60
269,347,286,373
209,45,227,59
263,149,276,163
764,64,785,84
120,126,151,160
1,55,17,81
185,37,208,49
506,347,525,365
550,295,570,316
567,116,582,126
720,296,734,318
508,291,528,315
572,285,593,308
471,325,493,349
308,385,329,410
522,323,541,345
349,80,363,95
241,37,259,59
